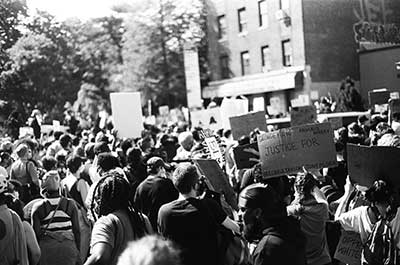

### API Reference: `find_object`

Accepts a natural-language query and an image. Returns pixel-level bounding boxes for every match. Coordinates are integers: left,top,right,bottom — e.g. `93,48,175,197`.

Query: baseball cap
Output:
147,156,171,171
0,174,8,194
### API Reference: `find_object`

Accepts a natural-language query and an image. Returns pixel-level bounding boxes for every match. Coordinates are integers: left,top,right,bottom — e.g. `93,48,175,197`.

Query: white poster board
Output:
110,92,144,138
220,97,248,128
184,46,202,109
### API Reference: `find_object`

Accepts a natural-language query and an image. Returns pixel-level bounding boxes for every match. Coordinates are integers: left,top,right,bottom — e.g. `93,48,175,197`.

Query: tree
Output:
120,0,209,108
0,0,27,68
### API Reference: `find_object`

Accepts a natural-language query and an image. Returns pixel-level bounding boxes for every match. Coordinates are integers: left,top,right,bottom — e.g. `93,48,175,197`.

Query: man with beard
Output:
158,163,240,265
238,183,306,265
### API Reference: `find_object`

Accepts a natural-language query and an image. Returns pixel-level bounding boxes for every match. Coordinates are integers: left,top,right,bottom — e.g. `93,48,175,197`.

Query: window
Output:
217,15,226,39
220,55,229,79
282,40,293,66
261,46,271,72
280,0,290,10
238,8,247,33
240,51,250,75
258,0,268,27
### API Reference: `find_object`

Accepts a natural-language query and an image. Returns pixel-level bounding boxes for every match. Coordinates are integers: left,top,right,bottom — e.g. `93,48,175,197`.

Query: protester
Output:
287,172,331,265
124,147,147,195
31,170,81,265
0,173,29,265
85,170,152,265
134,156,178,231
238,183,306,265
158,163,240,265
117,235,181,265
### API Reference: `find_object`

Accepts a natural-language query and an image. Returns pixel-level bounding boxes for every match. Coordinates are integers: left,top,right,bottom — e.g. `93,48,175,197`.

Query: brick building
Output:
203,0,400,114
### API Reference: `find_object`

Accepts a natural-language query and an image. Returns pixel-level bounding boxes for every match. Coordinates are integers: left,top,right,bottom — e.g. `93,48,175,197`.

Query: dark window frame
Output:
281,39,292,67
258,0,268,27
217,15,226,39
240,51,250,76
238,7,247,33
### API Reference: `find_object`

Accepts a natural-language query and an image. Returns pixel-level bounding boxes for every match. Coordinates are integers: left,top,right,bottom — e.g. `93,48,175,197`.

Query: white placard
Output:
110,92,144,138
220,97,248,128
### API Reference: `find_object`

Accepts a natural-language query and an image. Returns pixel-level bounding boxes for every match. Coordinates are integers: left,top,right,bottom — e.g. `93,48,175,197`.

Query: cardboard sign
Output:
193,159,238,210
329,117,343,130
290,106,317,126
229,111,267,140
204,137,224,165
368,90,390,105
334,231,362,265
110,92,144,139
257,123,337,178
40,125,54,135
347,144,400,187
233,142,259,169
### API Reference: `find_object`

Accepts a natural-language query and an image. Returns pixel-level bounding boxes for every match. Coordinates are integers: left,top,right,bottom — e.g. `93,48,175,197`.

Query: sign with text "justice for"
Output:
257,123,337,178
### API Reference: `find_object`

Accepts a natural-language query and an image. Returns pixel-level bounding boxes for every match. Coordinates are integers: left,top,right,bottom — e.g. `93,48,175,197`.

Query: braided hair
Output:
91,170,147,238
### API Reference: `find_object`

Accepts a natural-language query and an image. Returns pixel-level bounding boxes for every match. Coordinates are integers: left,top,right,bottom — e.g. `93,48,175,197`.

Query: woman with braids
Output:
287,171,331,265
84,170,153,265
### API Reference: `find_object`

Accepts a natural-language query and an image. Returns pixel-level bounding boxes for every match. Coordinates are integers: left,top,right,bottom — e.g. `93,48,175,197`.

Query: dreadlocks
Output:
91,170,147,238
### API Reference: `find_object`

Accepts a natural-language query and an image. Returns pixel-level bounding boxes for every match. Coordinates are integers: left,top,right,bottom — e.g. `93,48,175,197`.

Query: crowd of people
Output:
0,106,400,265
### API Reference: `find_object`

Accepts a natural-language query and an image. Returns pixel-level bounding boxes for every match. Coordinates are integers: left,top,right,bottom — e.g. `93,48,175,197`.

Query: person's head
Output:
223,129,232,140
139,136,155,154
84,142,96,160
66,155,83,174
147,156,169,176
238,183,287,242
0,151,12,168
191,129,202,143
15,144,31,159
91,170,131,218
172,163,199,195
94,142,111,156
178,132,194,152
121,139,133,155
97,153,120,174
0,173,8,202
59,134,72,149
238,135,250,146
294,172,317,202
393,112,400,122
117,235,181,265
40,170,60,196
127,147,143,166
365,180,395,218
4,194,24,220
42,156,58,171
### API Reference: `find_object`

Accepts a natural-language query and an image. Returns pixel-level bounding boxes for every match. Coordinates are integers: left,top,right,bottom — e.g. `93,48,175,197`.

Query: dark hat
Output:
147,156,171,171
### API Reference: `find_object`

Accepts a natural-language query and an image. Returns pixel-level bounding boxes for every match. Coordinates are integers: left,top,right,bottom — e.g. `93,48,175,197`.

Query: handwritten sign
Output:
233,142,259,169
290,106,316,126
229,111,267,140
193,159,238,211
204,137,224,165
329,117,343,130
347,143,400,188
334,231,362,265
190,108,222,130
220,98,248,128
257,123,337,178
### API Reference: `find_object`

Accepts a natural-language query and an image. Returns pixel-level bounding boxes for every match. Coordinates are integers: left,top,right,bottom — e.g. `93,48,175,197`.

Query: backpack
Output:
361,218,398,265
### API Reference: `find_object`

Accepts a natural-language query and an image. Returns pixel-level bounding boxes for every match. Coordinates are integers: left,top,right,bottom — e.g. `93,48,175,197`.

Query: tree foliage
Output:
121,0,209,108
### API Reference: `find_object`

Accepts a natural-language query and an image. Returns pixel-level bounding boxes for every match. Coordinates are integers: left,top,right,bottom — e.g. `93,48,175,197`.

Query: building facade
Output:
204,0,400,114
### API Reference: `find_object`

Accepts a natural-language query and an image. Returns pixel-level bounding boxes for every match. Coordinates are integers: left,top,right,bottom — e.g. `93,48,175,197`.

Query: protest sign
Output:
257,123,337,178
368,89,390,106
347,144,400,187
290,106,316,126
334,231,362,265
190,108,222,130
19,127,34,138
328,117,343,130
229,111,267,140
220,97,248,128
110,92,143,139
52,120,61,131
193,159,238,210
233,142,259,169
159,105,169,117
40,125,53,135
204,137,224,165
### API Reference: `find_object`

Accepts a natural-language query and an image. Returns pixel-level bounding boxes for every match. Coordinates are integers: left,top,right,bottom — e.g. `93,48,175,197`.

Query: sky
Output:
27,0,123,21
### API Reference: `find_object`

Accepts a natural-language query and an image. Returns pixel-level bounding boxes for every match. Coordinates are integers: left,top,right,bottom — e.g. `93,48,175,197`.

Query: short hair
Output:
172,163,199,194
121,139,133,154
42,156,57,171
15,144,29,158
59,134,72,149
294,172,317,202
139,136,153,152
94,142,110,155
126,147,143,166
239,183,287,222
66,155,83,173
117,235,181,265
365,180,393,204
97,153,120,172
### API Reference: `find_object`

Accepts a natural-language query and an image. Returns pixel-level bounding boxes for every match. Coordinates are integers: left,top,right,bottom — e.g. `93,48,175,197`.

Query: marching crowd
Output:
1,109,400,265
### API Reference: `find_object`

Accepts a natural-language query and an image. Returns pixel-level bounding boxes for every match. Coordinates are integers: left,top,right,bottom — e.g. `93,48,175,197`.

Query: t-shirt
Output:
134,176,178,230
252,216,307,265
287,199,331,265
158,197,227,265
90,210,149,265
338,205,400,248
